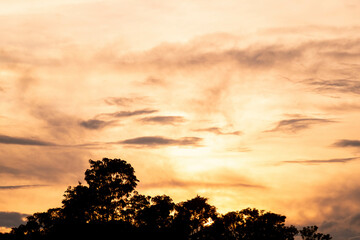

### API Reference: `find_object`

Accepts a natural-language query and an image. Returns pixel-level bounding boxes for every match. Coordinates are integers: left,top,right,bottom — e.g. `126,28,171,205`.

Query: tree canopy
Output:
0,157,332,240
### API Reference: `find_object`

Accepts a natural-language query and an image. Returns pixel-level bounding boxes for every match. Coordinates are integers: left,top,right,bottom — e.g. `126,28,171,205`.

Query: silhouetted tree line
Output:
0,158,332,240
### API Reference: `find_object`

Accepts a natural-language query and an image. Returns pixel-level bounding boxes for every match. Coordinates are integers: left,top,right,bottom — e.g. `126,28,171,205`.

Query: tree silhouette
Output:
300,226,332,240
83,158,139,221
135,194,175,230
3,157,332,240
199,208,298,240
173,195,217,238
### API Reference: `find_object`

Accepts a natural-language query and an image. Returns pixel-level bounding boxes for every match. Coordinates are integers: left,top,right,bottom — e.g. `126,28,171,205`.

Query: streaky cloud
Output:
79,119,114,130
139,180,265,189
139,116,185,125
97,109,158,118
281,157,359,165
303,78,360,95
195,127,242,135
0,185,48,190
0,134,55,146
0,212,28,228
104,97,148,106
266,118,335,133
117,136,202,147
323,102,360,112
80,109,159,129
333,139,360,148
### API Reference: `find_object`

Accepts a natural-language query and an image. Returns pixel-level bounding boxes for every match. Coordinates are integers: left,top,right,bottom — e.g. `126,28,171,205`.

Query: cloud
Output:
281,157,359,165
79,119,114,130
0,148,88,182
138,167,265,191
0,134,55,146
308,184,360,239
303,78,360,95
350,213,360,225
139,179,265,190
266,118,335,133
80,109,158,129
97,109,158,118
115,37,360,74
139,116,185,125
142,76,166,86
194,127,242,135
104,97,149,106
0,212,28,228
0,185,47,190
117,136,202,147
121,42,303,71
322,102,360,112
333,139,360,148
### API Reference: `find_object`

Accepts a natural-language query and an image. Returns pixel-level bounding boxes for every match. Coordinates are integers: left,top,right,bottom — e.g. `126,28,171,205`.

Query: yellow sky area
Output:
1,1,360,238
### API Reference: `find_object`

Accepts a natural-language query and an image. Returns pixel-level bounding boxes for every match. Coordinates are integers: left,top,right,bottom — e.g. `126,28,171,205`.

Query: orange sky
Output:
1,1,360,238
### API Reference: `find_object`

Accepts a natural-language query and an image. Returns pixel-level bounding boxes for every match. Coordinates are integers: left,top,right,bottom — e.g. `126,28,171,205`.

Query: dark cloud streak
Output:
194,127,242,135
0,135,55,146
139,180,265,189
0,185,47,190
0,212,28,228
266,118,335,133
97,109,158,118
104,97,149,106
333,139,360,148
117,136,202,147
79,119,114,130
282,157,359,165
303,78,360,95
139,116,185,125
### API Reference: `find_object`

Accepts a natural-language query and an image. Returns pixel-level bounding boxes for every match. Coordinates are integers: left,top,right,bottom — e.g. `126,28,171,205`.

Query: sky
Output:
1,0,360,238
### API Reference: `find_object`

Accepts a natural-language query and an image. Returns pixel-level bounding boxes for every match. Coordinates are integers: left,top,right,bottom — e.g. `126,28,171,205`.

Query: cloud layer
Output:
118,136,202,147
282,157,359,165
0,212,28,228
267,118,336,133
0,135,55,146
333,139,360,148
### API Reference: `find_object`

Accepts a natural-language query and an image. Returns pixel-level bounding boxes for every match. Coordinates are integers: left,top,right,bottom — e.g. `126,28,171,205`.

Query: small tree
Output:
300,226,332,240
83,158,139,221
173,195,217,238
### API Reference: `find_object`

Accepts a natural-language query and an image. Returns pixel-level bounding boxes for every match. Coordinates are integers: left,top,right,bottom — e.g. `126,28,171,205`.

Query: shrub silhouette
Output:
1,157,332,240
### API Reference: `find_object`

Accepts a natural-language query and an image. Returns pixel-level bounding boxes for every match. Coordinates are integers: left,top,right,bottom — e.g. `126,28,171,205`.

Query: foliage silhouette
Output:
1,157,332,240
300,226,332,240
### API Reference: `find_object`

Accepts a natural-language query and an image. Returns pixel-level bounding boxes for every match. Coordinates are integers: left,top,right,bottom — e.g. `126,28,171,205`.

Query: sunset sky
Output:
1,1,360,238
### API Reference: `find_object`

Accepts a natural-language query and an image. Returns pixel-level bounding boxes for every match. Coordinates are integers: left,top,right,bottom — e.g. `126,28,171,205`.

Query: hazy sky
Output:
1,1,360,238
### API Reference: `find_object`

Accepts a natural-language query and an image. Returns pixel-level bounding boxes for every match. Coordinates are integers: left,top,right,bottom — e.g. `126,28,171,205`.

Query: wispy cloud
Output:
266,118,335,133
79,119,115,130
139,116,185,125
0,185,47,190
97,109,158,118
322,103,360,112
0,212,28,228
117,136,202,147
281,157,359,165
333,139,360,148
104,97,149,106
80,109,158,129
142,76,166,86
139,179,265,189
0,134,55,146
194,127,242,135
303,78,360,95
